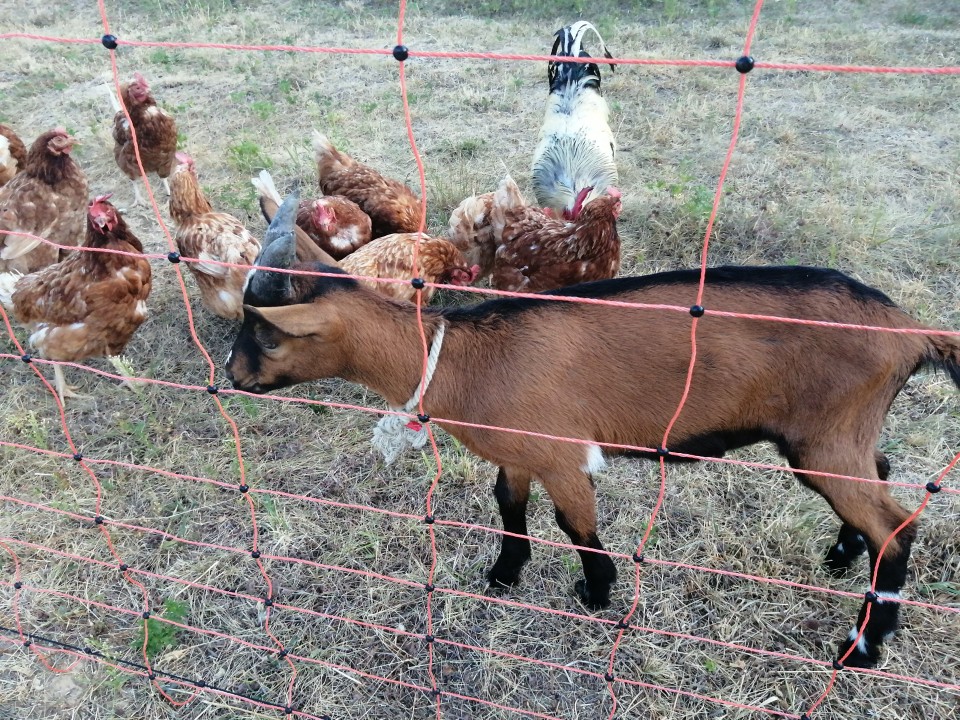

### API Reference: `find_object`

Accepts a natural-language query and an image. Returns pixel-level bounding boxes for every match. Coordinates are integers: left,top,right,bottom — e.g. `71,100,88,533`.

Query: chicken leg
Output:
53,364,87,405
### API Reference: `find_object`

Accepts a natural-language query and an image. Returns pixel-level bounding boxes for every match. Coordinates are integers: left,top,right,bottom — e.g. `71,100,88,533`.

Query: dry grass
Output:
1,0,959,718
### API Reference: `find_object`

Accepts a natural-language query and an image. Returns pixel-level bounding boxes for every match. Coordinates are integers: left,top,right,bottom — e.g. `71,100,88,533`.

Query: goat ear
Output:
243,303,339,339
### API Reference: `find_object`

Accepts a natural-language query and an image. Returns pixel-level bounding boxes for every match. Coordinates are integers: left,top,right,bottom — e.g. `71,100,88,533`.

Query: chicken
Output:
530,21,618,220
169,152,260,319
312,131,422,238
340,233,479,303
0,129,87,275
111,72,178,206
295,194,372,260
0,124,28,187
251,170,340,266
2,195,152,403
446,191,497,283
490,174,621,293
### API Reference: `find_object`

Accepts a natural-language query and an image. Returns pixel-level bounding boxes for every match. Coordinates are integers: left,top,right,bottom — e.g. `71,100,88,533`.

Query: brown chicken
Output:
251,170,339,266
296,195,372,260
4,195,152,403
0,124,28,187
490,174,621,293
111,72,178,205
447,191,497,283
313,130,422,238
340,233,479,303
0,129,87,275
170,152,260,319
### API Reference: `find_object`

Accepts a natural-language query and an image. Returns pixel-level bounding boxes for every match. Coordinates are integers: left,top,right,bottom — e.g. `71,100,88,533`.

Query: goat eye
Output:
255,328,278,351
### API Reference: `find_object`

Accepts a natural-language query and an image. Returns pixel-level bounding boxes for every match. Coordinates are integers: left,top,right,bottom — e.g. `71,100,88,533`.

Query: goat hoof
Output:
837,637,880,669
822,548,854,577
574,579,610,611
487,564,522,589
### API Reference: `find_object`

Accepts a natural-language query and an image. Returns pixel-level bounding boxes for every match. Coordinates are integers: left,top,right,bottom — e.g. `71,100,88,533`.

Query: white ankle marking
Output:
847,626,869,654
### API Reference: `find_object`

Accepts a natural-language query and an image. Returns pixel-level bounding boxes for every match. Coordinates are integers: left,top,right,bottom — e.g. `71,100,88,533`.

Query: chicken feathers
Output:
170,153,260,319
340,233,478,303
112,72,178,204
447,191,497,282
531,21,618,219
0,124,28,187
0,129,87,275
10,195,151,403
491,174,621,293
312,131,422,238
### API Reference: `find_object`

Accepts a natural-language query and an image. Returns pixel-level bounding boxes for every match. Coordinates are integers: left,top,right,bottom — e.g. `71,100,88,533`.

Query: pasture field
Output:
1,0,959,717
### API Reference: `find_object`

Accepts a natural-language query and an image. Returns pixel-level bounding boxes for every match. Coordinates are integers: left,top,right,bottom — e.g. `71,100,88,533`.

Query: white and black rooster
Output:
531,21,618,220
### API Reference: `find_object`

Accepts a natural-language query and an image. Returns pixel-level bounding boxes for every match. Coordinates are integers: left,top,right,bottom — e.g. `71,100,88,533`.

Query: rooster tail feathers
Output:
548,21,614,94
251,169,283,206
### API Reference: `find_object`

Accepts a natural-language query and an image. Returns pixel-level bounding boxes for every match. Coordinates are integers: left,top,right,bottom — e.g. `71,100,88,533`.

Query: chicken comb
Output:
175,151,193,166
606,186,622,199
91,193,114,205
132,72,149,88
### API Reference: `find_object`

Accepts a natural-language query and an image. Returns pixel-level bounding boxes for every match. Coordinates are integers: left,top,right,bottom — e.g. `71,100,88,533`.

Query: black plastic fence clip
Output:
424,582,435,593
656,446,669,458
142,611,151,619
147,672,156,681
238,484,249,494
278,648,289,659
20,354,31,363
284,707,295,716
206,384,218,395
615,618,630,630
604,671,615,682
424,634,435,644
119,563,129,572
632,552,644,564
864,590,878,603
195,679,206,688
73,453,83,461
251,550,261,559
689,304,705,317
832,658,844,671
735,55,755,73
93,515,104,525
423,514,435,525
926,481,942,494
23,640,31,648
417,413,430,424
429,688,441,699
13,581,22,590
263,597,273,607
167,251,180,263
393,45,409,62
83,646,95,655
101,34,118,50
411,277,425,289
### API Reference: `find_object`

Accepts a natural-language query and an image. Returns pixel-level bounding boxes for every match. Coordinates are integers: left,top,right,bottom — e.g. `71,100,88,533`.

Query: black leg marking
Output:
837,532,914,669
554,508,616,610
824,523,868,576
487,468,532,589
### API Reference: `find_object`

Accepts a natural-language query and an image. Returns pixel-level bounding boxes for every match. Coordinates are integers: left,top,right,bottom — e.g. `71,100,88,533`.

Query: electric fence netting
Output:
1,1,959,718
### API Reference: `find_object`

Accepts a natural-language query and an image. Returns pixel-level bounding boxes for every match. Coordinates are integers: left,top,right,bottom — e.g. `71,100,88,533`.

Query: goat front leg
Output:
546,469,616,610
487,466,533,589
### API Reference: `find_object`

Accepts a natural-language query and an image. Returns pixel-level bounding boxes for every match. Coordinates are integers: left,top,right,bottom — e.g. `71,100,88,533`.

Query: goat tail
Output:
927,333,960,388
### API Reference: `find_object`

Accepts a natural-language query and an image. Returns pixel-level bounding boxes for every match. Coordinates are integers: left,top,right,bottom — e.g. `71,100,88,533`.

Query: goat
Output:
226,226,960,669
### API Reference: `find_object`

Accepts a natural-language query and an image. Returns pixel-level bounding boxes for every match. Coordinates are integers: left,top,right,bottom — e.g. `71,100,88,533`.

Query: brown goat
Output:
227,249,960,669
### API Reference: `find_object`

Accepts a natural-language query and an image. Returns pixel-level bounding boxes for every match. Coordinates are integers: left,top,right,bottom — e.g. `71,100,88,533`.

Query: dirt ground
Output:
1,1,959,718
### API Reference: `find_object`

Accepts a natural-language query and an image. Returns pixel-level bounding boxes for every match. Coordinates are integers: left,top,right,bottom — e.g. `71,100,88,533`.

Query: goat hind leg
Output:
823,450,890,575
487,467,533,589
547,471,616,610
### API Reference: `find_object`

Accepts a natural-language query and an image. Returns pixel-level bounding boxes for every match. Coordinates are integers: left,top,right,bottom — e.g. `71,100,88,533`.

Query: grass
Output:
1,1,960,719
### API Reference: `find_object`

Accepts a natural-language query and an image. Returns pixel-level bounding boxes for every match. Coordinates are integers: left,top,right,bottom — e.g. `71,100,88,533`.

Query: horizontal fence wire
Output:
1,0,958,717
